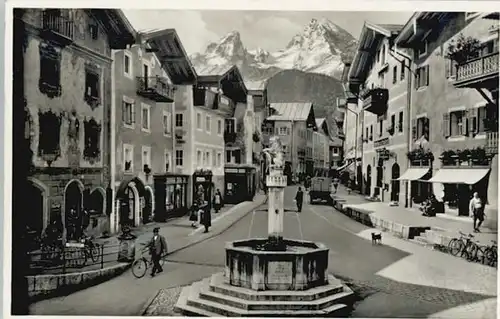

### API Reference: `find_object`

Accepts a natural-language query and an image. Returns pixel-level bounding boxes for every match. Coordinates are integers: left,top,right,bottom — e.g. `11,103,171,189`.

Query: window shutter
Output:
443,113,450,137
132,103,136,124
122,101,126,122
411,119,417,141
468,108,478,135
425,65,430,86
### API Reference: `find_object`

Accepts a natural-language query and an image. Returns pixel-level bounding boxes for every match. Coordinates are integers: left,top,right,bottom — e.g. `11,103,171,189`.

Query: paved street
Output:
30,186,496,317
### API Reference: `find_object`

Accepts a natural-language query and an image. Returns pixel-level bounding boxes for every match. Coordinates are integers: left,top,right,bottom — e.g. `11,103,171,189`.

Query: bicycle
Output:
131,243,167,278
448,231,479,261
483,240,497,267
81,236,100,265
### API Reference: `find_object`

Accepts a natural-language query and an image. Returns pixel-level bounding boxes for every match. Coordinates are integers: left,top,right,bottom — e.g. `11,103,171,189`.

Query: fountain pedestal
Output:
169,137,356,317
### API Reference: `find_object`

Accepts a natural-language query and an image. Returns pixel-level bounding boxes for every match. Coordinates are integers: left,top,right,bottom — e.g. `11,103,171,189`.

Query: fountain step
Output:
175,275,354,317
209,272,346,302
174,285,220,317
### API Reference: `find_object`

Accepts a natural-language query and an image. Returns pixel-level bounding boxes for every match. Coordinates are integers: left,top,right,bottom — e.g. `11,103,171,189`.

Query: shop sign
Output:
196,177,206,182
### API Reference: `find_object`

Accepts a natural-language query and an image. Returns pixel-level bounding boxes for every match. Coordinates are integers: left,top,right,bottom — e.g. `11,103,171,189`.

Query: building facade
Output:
266,103,318,182
313,118,331,176
394,12,498,227
348,22,411,204
22,9,135,243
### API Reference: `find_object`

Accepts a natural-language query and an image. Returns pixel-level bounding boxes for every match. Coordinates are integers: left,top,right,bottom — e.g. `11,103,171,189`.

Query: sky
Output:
123,10,413,55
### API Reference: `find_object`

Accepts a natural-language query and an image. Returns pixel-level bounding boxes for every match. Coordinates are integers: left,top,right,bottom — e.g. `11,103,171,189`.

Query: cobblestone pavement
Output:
31,186,496,317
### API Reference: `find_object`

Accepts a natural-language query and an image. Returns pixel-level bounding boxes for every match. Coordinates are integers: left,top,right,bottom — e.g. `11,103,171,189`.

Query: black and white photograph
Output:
6,1,499,318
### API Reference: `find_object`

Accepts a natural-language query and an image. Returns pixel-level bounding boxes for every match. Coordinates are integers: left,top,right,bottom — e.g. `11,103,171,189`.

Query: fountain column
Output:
266,163,287,250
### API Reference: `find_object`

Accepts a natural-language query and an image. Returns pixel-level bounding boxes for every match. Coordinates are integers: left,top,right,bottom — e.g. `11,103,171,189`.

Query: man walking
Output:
147,227,168,277
469,192,485,232
295,187,304,213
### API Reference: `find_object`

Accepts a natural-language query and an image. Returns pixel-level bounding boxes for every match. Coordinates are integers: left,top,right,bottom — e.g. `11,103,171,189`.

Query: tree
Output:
446,33,481,64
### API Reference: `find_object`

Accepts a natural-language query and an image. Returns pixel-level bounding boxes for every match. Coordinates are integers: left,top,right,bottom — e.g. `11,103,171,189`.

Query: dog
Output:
371,232,382,245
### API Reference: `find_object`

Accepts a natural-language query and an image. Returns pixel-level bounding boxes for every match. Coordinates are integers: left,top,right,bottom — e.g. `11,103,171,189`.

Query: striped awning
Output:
425,168,490,185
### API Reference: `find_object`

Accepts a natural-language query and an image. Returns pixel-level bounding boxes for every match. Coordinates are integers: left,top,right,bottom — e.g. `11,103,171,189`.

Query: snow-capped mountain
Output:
190,18,357,81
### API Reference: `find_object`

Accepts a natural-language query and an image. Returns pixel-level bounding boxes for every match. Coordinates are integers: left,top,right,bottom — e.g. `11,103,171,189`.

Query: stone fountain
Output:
173,137,355,317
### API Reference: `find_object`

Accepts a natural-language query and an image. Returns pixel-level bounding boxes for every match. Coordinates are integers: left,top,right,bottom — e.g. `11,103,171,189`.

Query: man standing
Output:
148,227,168,277
469,192,485,232
295,187,304,213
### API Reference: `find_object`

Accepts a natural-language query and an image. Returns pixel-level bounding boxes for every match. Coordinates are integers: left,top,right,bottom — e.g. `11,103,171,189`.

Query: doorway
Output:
366,165,372,196
391,163,400,202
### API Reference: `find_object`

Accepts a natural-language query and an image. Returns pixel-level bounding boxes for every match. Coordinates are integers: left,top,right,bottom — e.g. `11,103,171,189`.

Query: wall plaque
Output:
267,261,293,285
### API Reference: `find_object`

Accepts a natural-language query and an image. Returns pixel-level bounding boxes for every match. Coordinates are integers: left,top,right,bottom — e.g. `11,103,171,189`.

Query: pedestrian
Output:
469,192,485,232
213,189,223,214
295,187,304,212
189,203,199,228
147,227,168,277
201,204,211,233
333,177,339,194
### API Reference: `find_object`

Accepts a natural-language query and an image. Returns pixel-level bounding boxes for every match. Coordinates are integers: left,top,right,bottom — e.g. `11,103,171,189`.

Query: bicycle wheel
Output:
90,244,100,263
464,242,478,261
485,248,497,267
132,258,148,278
475,246,486,264
448,239,464,256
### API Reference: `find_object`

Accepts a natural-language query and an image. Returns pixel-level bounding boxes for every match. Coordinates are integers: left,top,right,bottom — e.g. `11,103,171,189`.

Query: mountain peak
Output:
205,30,246,61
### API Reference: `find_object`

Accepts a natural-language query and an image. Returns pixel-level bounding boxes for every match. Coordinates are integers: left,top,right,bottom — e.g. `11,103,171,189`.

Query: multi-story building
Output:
111,29,191,231
347,22,411,204
21,9,136,243
313,118,330,176
266,103,318,181
394,12,498,227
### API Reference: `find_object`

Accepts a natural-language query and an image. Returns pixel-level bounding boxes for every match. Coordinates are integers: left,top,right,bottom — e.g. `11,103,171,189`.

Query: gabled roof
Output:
245,80,267,93
137,28,197,84
395,12,454,47
196,65,248,103
197,65,234,77
267,102,313,121
87,9,136,49
348,22,404,85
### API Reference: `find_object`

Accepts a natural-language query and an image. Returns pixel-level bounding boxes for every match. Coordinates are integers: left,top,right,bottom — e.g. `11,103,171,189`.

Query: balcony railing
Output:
136,76,174,103
486,131,498,155
361,88,389,116
41,11,74,44
454,52,499,88
219,95,234,110
224,131,237,143
374,137,390,148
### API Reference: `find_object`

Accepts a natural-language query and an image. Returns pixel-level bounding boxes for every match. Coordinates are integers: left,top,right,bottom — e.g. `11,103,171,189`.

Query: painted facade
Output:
22,9,135,242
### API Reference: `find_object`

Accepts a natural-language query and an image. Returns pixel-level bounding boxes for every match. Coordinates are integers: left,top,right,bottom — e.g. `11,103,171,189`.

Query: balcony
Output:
224,131,237,143
361,88,389,116
454,52,499,89
136,76,174,102
219,95,235,110
41,11,74,45
374,137,390,148
486,131,498,155
193,87,218,108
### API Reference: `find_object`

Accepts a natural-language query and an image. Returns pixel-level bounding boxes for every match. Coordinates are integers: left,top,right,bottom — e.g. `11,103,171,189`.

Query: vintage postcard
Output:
4,0,499,318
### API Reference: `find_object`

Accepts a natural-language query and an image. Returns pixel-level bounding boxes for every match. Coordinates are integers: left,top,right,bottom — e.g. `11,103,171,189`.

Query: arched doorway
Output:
143,186,154,224
88,188,105,215
26,181,45,249
64,180,84,241
391,163,400,202
366,165,372,195
117,178,146,227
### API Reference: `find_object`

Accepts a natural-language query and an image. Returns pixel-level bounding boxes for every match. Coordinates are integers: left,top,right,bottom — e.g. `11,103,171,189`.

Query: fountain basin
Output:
224,238,329,291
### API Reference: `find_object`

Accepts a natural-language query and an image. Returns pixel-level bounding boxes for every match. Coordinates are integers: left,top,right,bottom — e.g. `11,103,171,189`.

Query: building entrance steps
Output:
333,186,497,248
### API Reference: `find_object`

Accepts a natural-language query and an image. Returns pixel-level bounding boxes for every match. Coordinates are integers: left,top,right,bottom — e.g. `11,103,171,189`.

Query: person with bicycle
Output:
146,227,168,277
469,192,485,232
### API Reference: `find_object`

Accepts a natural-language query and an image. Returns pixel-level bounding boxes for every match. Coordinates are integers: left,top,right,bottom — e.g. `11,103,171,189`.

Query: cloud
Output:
248,15,303,49
122,10,219,54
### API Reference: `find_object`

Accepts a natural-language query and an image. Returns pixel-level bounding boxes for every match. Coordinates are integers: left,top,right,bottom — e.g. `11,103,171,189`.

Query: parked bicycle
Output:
448,231,479,261
131,243,167,278
80,235,101,264
482,240,497,267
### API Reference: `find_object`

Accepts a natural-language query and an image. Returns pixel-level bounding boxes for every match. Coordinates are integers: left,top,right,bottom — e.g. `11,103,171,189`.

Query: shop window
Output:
38,111,62,164
83,118,101,163
38,42,61,98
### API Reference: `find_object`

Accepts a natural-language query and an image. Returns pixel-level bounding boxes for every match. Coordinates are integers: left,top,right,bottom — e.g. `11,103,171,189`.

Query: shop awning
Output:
397,168,429,181
426,168,490,185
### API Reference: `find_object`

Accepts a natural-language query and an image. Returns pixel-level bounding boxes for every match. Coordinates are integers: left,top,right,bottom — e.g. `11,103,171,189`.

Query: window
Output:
217,119,222,135
205,115,211,133
122,97,135,127
398,111,404,133
197,150,202,165
142,146,151,170
469,106,488,135
196,112,202,130
141,103,151,132
400,60,406,80
369,125,373,140
378,119,384,137
416,117,430,140
39,43,62,98
205,151,211,166
279,127,288,135
445,59,458,79
123,144,133,173
163,111,171,135
217,152,222,167
392,66,397,84
175,150,184,166
390,114,396,134
445,110,468,137
416,40,428,57
415,65,429,89
89,23,98,40
365,127,369,142
84,68,100,107
175,113,183,127
123,52,132,78
165,151,171,172
225,118,236,133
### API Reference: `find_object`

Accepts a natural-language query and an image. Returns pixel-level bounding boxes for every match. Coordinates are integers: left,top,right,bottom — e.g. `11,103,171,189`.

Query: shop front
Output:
193,169,214,209
224,165,256,204
153,174,189,221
